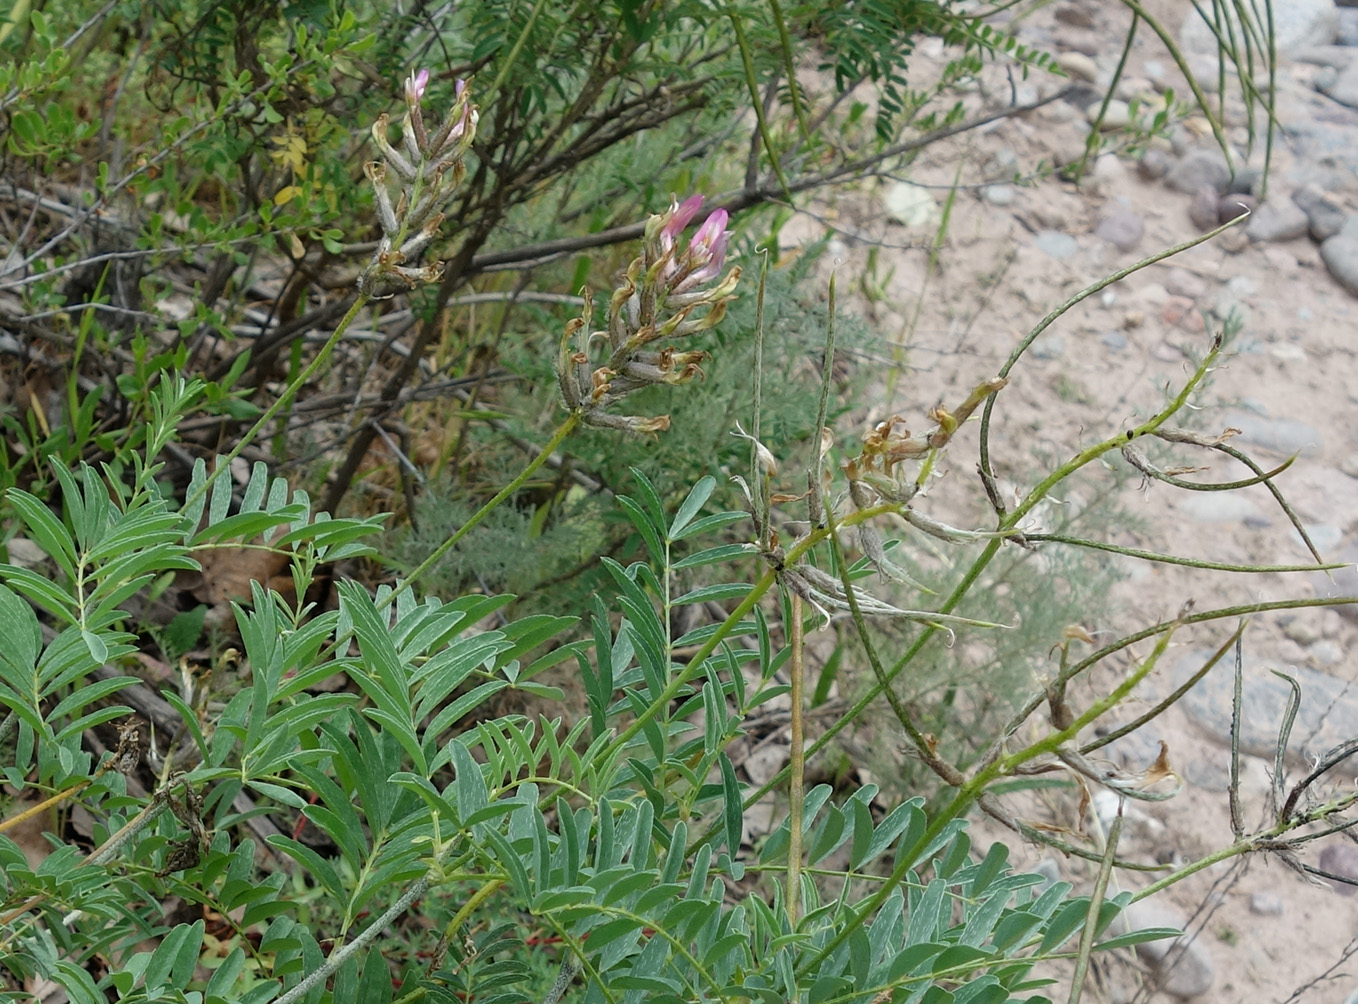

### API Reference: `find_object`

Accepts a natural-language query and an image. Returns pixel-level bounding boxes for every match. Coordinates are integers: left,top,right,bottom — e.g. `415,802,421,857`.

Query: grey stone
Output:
1225,167,1264,196
1218,194,1256,222
1341,451,1358,477
1321,60,1358,108
1221,410,1323,456
1249,892,1284,916
1138,148,1172,180
1303,522,1344,554
1030,334,1065,360
1054,3,1095,29
1035,230,1079,260
1312,639,1344,664
983,184,1015,206
1109,900,1215,999
1189,185,1221,230
1091,99,1131,130
1310,541,1358,622
1320,843,1358,896
1316,64,1342,93
1094,209,1144,251
1055,50,1098,82
1181,0,1338,56
1101,331,1128,351
1167,149,1231,194
1175,493,1259,523
1340,8,1358,46
1246,200,1310,242
1032,858,1061,893
1320,231,1358,295
1172,648,1358,761
1165,267,1208,299
1293,185,1347,240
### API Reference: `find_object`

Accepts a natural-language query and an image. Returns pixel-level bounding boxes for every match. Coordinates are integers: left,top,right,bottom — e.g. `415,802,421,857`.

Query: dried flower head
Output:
557,195,741,432
358,71,479,299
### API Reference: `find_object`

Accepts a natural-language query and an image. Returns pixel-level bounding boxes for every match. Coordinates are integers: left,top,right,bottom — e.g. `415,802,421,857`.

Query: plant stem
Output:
184,294,371,512
382,412,580,608
787,592,804,927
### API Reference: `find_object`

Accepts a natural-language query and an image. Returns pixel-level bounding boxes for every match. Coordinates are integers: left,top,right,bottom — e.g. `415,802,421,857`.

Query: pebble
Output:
1248,892,1284,917
1032,858,1061,892
1341,8,1358,46
1165,267,1208,299
1218,194,1256,222
1054,26,1101,56
1283,616,1322,645
883,182,939,227
1030,335,1066,360
1321,60,1358,108
1176,493,1259,523
1341,452,1358,477
1268,342,1307,362
1055,50,1098,82
1112,899,1215,999
1138,148,1172,180
1167,149,1231,194
984,184,1015,206
1320,222,1358,295
1094,209,1144,251
1054,4,1095,29
1101,331,1128,351
1292,185,1347,240
1320,843,1358,896
1034,230,1080,260
1160,296,1203,330
1246,199,1310,242
1091,99,1131,130
1312,640,1344,665
1222,411,1324,456
1225,167,1264,196
1219,228,1250,252
1189,185,1221,230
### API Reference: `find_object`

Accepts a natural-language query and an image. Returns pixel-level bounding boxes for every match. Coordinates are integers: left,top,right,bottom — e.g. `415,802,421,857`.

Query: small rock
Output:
1189,185,1221,230
1283,617,1321,645
1091,99,1130,130
1219,228,1249,253
1223,411,1323,456
1144,59,1167,85
1094,209,1144,251
1320,843,1358,896
984,184,1015,206
1101,331,1128,351
1321,60,1358,108
1341,452,1358,477
1276,639,1310,665
1139,148,1172,180
1292,185,1347,240
1312,640,1344,665
1151,341,1184,362
1218,194,1256,223
884,183,939,227
1320,227,1358,295
1268,342,1307,363
1034,230,1080,260
1123,310,1144,328
1113,900,1215,999
1054,4,1095,29
1032,858,1061,892
1340,8,1358,46
1246,200,1310,242
984,147,1019,181
1056,50,1098,82
1030,335,1066,360
1100,289,1117,308
1249,892,1284,916
1167,149,1231,194
1316,64,1343,93
1054,26,1100,56
1225,167,1264,196
1160,296,1202,330
1177,493,1259,523
1165,267,1208,299
1303,523,1343,554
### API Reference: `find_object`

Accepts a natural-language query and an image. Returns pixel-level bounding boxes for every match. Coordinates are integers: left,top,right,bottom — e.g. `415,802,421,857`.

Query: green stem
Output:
382,413,581,608
184,294,370,513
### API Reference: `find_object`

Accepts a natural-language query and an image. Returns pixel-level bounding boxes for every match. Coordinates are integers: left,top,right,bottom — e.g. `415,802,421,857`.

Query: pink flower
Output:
688,209,730,280
659,194,705,252
405,68,430,106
